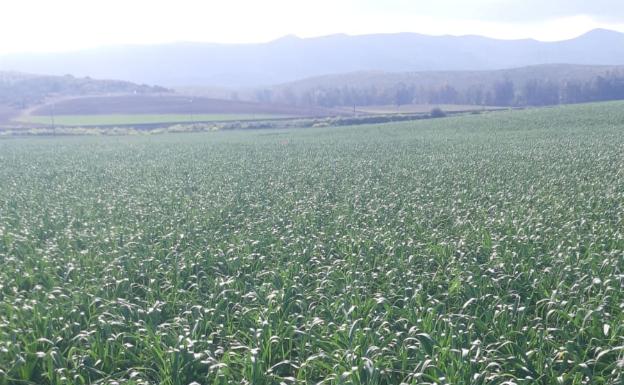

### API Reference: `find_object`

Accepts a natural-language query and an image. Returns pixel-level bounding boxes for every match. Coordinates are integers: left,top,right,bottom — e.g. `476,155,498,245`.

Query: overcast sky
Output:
1,0,623,54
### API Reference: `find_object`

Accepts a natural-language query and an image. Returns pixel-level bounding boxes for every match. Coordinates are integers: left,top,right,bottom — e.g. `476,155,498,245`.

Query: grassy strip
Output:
16,113,291,126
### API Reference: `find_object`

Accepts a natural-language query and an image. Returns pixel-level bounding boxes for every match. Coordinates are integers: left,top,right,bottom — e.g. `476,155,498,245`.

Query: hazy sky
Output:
1,0,623,54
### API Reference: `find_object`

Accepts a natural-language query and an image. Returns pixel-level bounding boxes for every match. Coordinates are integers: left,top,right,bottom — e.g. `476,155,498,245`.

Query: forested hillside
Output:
259,64,624,107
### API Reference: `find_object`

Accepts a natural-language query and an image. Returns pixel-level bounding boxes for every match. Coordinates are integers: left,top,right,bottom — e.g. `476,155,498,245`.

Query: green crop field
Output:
1,102,623,385
16,113,290,127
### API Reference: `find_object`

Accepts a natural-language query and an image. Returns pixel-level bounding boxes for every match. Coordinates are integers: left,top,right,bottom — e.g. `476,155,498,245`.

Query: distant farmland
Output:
5,94,338,128
29,95,335,117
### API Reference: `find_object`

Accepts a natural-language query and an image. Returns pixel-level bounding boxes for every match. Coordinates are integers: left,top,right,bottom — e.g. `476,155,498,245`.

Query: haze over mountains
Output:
1,29,623,88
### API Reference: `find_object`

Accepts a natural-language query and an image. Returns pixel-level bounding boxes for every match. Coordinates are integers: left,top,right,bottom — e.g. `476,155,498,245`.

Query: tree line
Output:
256,72,624,108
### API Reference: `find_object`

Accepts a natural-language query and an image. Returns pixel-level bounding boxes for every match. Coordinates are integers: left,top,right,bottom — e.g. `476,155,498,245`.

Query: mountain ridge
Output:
1,29,623,87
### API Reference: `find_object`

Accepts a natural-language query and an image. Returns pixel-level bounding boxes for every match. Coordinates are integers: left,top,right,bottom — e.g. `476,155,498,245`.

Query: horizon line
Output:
0,27,622,56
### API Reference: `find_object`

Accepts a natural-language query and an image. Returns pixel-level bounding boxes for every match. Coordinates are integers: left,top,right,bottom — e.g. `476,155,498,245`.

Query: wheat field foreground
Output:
0,103,623,385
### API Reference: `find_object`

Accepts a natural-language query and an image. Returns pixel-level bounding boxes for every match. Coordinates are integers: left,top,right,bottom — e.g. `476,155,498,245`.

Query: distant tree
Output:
522,79,560,106
439,84,459,104
561,81,585,104
590,74,624,101
430,107,446,118
493,79,515,106
255,89,273,103
300,90,314,106
280,87,297,105
394,83,412,107
465,85,485,105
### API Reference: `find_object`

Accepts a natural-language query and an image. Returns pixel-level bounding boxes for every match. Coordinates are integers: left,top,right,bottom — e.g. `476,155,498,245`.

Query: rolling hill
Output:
0,71,168,108
1,29,623,87
0,72,338,127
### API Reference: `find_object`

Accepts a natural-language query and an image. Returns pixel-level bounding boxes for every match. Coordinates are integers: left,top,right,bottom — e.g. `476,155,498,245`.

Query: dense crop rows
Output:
1,102,623,384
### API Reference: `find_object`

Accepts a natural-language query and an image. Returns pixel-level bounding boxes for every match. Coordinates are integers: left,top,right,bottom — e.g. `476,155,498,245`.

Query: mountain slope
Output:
1,29,624,87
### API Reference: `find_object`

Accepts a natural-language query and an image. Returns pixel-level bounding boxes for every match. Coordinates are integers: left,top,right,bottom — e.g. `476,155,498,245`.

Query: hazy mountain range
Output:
1,29,623,88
